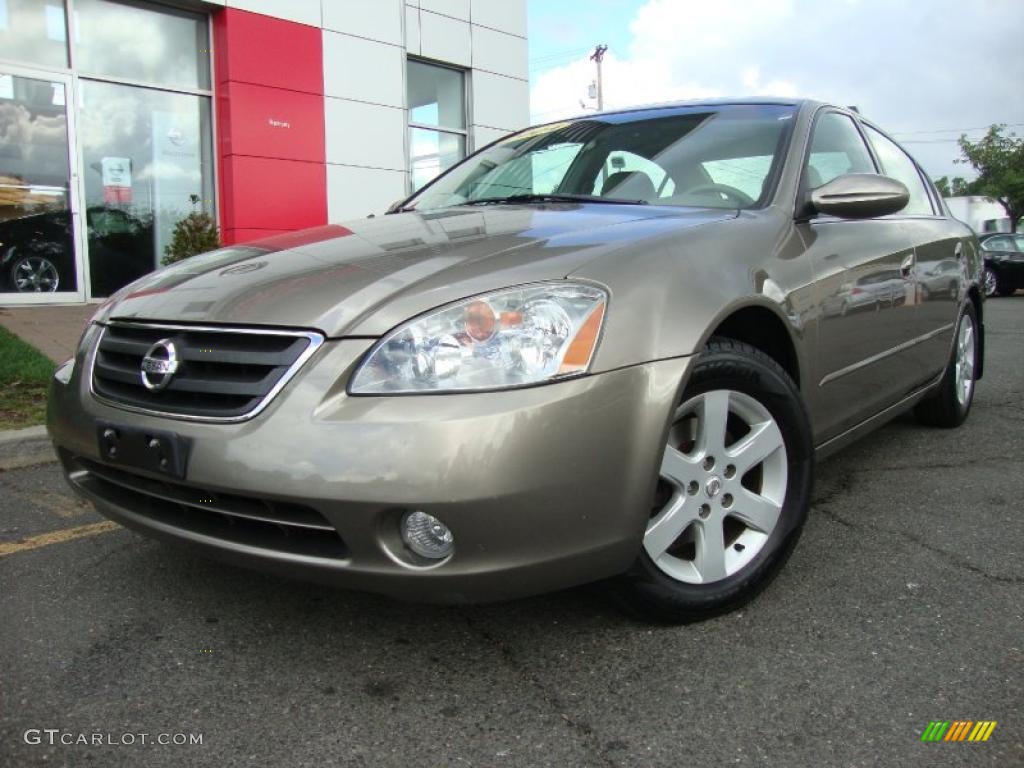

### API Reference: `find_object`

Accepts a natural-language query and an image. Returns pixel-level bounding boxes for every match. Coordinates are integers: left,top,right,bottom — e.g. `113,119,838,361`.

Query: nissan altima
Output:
48,99,984,622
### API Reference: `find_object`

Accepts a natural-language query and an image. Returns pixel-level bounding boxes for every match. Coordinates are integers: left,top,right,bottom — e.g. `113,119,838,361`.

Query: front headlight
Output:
349,282,607,394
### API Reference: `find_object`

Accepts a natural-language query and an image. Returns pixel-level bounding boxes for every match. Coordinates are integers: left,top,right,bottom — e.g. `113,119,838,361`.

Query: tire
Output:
612,338,814,624
983,268,998,298
9,251,61,292
914,302,978,428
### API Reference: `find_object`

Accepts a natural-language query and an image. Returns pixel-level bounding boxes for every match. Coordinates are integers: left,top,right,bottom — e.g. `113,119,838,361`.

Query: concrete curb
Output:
0,425,54,466
0,425,47,445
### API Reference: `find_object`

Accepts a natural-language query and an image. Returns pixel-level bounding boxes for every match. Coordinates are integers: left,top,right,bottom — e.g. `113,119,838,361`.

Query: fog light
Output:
401,510,454,559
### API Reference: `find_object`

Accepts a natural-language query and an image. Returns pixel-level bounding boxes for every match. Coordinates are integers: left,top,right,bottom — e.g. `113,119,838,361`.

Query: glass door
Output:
0,66,84,302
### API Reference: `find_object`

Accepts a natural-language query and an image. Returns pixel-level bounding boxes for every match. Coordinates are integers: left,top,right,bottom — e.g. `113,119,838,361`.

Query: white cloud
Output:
529,0,1024,179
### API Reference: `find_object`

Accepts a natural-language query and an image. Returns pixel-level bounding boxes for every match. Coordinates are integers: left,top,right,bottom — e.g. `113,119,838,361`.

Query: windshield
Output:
404,104,796,212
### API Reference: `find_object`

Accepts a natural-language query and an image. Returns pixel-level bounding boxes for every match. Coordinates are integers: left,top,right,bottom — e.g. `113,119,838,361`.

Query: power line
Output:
891,122,1024,136
900,139,968,144
529,47,592,65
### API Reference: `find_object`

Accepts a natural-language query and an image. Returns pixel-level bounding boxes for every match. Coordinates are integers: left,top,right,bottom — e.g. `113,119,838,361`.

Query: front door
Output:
799,110,923,442
0,67,84,303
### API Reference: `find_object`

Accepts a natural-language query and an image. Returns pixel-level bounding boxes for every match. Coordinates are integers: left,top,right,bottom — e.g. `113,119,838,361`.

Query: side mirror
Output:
808,173,910,219
385,199,409,215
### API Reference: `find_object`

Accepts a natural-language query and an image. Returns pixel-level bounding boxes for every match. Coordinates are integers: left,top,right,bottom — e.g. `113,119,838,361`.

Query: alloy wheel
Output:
13,256,60,292
983,268,997,297
955,313,975,406
644,389,788,585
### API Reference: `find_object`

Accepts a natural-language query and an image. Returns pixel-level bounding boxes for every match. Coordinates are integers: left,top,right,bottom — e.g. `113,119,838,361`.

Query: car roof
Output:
541,97,835,127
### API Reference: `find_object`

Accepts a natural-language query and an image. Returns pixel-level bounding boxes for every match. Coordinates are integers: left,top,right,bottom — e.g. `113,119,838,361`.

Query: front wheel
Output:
10,252,61,292
613,339,813,623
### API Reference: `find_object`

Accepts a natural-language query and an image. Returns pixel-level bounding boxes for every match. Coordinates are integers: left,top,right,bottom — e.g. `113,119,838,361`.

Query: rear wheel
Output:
983,268,997,298
614,339,813,623
915,302,978,428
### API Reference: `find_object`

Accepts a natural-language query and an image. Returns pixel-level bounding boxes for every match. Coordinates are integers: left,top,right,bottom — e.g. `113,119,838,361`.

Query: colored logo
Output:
921,721,997,742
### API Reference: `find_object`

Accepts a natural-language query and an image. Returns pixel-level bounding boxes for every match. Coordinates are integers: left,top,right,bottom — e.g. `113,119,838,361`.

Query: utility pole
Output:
590,44,608,111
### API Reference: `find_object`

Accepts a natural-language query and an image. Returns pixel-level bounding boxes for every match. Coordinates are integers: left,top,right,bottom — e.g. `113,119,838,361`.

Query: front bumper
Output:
48,325,691,603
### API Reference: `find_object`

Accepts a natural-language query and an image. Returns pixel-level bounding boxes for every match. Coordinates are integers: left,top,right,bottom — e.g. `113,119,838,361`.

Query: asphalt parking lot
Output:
1,297,1021,768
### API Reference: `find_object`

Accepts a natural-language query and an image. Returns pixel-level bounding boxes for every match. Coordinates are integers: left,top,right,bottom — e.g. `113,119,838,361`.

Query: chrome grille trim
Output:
89,320,325,423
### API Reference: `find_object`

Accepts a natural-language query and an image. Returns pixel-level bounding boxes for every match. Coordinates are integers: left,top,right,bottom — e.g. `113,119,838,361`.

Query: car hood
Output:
102,204,735,337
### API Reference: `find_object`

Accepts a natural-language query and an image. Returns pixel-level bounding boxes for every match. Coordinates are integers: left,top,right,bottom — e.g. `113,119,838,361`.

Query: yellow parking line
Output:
0,521,121,558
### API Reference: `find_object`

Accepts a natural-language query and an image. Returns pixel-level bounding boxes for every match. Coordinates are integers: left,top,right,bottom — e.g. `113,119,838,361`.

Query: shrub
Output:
162,195,221,266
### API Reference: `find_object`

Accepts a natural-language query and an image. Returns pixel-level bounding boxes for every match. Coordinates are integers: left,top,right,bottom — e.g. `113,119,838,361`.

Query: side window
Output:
982,236,1011,251
806,112,875,189
863,126,934,216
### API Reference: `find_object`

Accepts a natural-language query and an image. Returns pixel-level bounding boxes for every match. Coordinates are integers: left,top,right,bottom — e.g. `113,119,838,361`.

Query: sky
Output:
526,0,1024,181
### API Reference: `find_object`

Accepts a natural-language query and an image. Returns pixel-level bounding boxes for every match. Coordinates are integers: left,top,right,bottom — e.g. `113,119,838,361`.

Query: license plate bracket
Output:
96,422,191,480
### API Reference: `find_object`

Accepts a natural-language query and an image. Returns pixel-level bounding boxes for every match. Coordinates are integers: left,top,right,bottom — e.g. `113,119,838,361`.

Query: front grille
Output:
91,321,323,421
68,454,348,560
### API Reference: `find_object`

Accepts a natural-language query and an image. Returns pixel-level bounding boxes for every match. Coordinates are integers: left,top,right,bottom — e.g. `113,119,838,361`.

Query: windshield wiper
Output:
460,193,649,206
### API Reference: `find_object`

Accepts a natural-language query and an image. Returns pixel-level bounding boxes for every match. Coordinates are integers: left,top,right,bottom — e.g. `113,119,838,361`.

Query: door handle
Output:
900,251,915,277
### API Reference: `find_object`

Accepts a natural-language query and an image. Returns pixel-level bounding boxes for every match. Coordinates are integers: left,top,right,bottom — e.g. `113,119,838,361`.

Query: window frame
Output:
0,0,218,302
796,107,880,219
858,119,940,218
796,106,946,221
406,57,469,193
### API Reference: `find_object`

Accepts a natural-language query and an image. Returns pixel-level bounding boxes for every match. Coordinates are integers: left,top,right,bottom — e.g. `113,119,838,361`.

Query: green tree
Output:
932,175,973,198
957,125,1024,232
162,195,221,266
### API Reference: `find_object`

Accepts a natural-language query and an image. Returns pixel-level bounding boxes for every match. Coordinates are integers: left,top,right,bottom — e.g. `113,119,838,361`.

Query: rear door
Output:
799,110,923,442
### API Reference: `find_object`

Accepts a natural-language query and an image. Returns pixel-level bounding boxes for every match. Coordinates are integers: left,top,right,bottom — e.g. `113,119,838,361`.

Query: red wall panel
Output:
220,156,327,232
217,81,325,163
213,7,327,246
222,228,292,244
212,9,323,95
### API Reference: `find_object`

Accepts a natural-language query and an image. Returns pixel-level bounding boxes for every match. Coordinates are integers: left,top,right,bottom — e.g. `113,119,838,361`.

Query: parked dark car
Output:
0,206,154,296
0,208,74,292
49,99,984,623
978,232,1024,296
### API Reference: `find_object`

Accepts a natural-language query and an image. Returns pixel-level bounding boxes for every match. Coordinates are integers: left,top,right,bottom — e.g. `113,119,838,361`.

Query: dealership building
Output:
0,0,529,304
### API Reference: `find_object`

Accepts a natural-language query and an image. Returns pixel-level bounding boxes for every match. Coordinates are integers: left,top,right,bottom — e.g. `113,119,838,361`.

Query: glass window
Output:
534,143,584,193
592,150,675,198
0,0,68,69
806,112,875,189
406,105,796,211
407,60,466,190
79,80,214,297
0,73,75,293
981,235,1013,251
863,125,933,216
702,156,771,201
75,0,211,90
409,127,465,192
408,60,464,130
